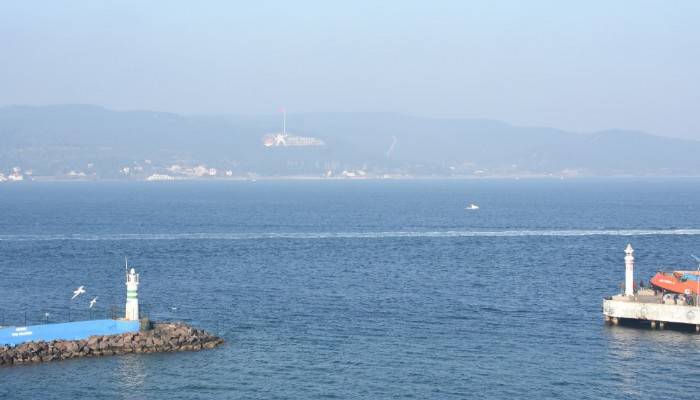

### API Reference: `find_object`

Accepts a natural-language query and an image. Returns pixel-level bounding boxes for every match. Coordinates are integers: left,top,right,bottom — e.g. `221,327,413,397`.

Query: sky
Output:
1,1,699,139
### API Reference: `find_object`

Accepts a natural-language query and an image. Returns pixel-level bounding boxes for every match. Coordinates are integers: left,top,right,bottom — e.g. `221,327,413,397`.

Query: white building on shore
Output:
146,174,175,181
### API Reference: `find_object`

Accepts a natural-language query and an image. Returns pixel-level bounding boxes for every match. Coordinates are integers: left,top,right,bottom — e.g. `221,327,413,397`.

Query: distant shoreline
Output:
5,174,700,184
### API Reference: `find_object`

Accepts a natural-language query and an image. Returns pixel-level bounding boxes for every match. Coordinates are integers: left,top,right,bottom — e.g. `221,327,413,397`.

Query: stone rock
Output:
1,321,223,366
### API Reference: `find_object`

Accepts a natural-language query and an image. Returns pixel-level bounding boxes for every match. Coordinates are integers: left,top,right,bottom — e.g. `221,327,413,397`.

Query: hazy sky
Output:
1,1,698,138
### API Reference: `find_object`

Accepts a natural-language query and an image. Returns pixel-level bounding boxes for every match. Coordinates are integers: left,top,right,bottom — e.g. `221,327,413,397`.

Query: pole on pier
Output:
696,259,700,308
692,255,700,307
625,244,635,297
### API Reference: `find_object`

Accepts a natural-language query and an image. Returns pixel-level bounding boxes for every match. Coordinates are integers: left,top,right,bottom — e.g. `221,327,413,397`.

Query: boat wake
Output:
2,229,700,241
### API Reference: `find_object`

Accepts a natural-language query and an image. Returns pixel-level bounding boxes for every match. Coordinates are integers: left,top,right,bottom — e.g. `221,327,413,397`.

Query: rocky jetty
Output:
0,322,223,366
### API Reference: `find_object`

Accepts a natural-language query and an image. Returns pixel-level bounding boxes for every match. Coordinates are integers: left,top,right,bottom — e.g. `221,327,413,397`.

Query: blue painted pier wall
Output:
0,319,140,346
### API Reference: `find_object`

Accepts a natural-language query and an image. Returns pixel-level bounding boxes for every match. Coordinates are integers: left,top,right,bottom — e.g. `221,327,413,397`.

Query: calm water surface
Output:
1,179,699,399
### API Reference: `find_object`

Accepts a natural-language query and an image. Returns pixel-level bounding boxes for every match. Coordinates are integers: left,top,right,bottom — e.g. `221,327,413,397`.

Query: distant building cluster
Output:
121,163,237,182
4,152,587,182
146,174,175,181
340,169,367,178
166,164,219,177
67,170,88,178
0,163,104,182
0,167,32,182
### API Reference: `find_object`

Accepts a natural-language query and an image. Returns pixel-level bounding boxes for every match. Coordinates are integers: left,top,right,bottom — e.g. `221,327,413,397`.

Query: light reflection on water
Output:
115,354,147,390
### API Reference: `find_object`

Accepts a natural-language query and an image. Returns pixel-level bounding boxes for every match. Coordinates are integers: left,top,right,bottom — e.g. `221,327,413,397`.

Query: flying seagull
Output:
89,297,98,309
71,286,86,300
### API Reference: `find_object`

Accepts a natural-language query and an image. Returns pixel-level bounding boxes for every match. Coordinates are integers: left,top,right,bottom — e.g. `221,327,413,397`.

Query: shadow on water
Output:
608,318,700,333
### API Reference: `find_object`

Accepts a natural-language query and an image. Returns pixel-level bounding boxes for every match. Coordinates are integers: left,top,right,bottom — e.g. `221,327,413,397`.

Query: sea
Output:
1,178,700,399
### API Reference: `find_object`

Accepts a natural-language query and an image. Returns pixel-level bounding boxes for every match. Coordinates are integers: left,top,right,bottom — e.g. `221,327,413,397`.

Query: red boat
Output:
650,271,700,295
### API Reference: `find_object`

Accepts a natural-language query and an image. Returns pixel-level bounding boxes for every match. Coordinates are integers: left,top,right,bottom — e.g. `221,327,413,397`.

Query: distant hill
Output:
1,104,699,177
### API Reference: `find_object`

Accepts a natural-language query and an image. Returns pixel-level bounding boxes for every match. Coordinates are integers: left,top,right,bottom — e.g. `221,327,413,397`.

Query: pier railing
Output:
0,304,151,327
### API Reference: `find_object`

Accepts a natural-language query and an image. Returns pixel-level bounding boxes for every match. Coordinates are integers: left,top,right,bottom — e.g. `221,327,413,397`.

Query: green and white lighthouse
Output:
125,267,140,321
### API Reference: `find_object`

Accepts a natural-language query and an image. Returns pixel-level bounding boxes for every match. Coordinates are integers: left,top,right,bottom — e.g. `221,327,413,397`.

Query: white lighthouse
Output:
125,267,140,321
624,244,634,297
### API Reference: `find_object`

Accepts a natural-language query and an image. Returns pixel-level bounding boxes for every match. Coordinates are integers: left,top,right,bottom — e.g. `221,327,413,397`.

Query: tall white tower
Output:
125,267,140,320
624,244,634,296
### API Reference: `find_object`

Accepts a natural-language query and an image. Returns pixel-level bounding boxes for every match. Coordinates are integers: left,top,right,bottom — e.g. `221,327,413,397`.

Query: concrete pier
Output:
603,289,700,329
603,244,700,331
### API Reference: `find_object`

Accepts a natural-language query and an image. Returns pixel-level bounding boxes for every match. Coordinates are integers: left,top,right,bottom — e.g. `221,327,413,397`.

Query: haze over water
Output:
1,179,700,399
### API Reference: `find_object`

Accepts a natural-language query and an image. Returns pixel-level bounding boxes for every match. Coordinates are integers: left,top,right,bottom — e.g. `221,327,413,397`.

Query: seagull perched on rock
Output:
89,297,98,309
71,286,86,300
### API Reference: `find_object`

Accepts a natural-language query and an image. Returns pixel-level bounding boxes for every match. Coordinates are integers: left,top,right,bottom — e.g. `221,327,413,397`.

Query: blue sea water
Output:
1,178,700,399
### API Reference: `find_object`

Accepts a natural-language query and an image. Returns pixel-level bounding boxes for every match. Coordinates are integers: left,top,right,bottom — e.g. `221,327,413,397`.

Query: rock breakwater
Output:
0,322,223,366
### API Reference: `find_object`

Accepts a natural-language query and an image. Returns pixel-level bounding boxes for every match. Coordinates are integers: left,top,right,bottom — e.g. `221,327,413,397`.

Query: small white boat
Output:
465,203,479,210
